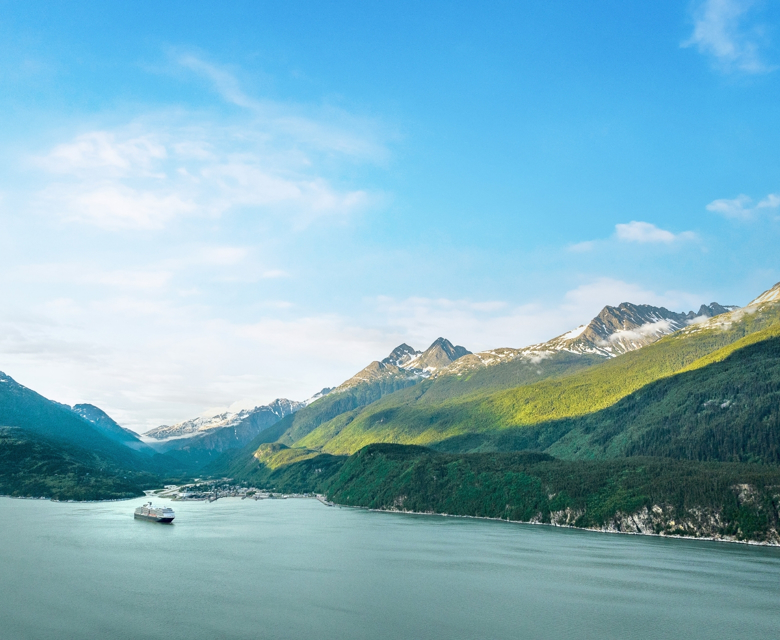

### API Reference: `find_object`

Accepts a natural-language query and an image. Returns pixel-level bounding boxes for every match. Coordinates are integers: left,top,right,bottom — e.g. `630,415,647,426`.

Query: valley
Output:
3,281,780,543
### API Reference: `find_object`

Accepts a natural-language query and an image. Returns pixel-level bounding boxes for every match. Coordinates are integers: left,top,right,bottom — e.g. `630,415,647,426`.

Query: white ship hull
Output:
134,503,175,524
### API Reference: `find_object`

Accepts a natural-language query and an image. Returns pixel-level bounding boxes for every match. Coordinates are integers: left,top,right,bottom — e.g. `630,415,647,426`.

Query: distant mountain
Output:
441,301,735,377
545,302,737,356
143,398,306,469
204,337,472,475
71,403,152,453
0,371,145,464
289,286,779,456
0,371,170,498
145,398,304,441
749,281,780,306
337,338,471,391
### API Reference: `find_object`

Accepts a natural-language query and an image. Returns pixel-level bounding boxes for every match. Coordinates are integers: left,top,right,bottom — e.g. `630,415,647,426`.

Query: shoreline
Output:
350,504,780,548
2,492,778,548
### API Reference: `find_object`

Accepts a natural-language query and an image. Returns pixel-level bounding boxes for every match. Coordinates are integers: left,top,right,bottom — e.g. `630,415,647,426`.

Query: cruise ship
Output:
134,502,175,523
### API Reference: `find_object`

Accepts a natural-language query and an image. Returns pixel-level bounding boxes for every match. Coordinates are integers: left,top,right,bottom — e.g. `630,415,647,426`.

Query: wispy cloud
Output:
25,53,391,231
706,192,780,219
373,279,706,354
32,118,375,230
39,131,168,176
176,53,391,162
6,243,288,294
615,221,697,244
569,221,697,251
178,54,262,110
683,0,774,73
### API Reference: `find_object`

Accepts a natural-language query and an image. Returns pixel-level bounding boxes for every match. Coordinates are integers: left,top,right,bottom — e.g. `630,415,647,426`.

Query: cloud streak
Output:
683,0,773,73
570,221,697,251
615,221,697,244
26,55,391,231
32,119,375,230
706,193,780,219
0,275,708,432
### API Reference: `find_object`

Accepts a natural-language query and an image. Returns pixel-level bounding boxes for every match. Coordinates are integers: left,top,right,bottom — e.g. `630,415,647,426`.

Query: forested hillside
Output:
0,427,156,500
294,304,780,454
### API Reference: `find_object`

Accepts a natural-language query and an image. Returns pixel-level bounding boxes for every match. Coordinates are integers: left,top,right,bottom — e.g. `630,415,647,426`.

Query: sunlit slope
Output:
436,325,780,460
266,351,605,449
277,377,422,446
296,303,780,455
200,377,421,476
293,351,606,451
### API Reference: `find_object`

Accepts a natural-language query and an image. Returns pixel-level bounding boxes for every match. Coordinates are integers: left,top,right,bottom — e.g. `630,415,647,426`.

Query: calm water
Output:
1,497,779,640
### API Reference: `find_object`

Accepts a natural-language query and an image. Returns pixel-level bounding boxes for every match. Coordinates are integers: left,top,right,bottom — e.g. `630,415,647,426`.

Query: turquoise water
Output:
1,496,779,640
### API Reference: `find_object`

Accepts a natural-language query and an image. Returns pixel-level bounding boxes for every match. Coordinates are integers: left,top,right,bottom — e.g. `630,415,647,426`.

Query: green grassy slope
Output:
278,378,422,445
296,305,780,454
206,352,601,476
406,351,606,404
268,351,606,449
220,442,345,493
0,427,156,500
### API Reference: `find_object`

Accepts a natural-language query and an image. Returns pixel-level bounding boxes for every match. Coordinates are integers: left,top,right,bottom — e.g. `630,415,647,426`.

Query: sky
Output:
1,0,779,432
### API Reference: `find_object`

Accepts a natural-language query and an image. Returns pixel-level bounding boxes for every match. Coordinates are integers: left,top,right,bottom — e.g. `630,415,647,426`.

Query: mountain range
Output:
142,399,306,468
4,281,780,543
205,281,780,542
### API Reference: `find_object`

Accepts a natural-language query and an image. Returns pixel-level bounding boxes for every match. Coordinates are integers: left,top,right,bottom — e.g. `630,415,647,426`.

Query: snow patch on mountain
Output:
438,300,739,377
334,338,471,392
144,398,304,441
748,281,780,306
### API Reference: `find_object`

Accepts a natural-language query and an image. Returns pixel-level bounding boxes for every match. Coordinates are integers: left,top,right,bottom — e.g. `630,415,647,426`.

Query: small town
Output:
147,482,331,505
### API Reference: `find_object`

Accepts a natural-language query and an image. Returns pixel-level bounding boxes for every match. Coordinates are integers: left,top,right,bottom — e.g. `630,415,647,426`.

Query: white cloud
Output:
606,319,677,344
13,263,173,290
0,274,712,432
567,240,597,253
178,54,261,110
39,131,167,176
683,0,773,73
176,53,390,162
615,221,697,244
28,58,389,231
42,182,196,230
706,192,780,219
32,120,376,230
373,278,707,355
569,221,696,251
561,278,704,314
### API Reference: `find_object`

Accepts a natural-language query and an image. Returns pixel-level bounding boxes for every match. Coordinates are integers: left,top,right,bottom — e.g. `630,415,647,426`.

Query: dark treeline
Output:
433,335,780,464
0,427,157,501
230,443,780,543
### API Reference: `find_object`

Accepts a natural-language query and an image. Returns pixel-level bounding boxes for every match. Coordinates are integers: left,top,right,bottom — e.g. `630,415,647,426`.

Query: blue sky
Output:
1,1,779,431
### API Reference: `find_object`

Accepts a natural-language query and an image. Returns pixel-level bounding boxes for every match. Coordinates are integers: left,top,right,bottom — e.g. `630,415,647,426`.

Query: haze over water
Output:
1,497,779,639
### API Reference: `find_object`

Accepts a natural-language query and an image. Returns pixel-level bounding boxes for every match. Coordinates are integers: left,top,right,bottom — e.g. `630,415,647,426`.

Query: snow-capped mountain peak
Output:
748,281,780,307
144,398,304,441
335,338,471,391
439,300,736,377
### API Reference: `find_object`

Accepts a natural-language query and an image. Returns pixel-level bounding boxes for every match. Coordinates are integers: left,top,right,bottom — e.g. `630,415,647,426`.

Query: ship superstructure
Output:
134,502,175,523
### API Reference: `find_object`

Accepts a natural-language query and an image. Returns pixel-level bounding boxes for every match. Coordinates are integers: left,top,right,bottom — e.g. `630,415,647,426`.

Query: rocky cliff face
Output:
540,485,780,544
